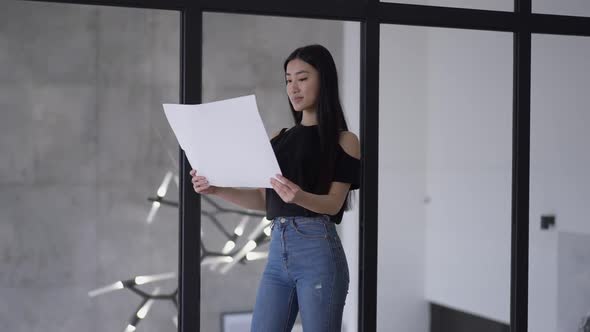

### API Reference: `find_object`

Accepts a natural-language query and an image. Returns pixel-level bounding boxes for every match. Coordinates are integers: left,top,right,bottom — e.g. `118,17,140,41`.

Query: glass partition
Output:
379,24,513,332
0,1,180,331
529,33,590,332
533,0,590,18
380,0,513,12
201,12,360,332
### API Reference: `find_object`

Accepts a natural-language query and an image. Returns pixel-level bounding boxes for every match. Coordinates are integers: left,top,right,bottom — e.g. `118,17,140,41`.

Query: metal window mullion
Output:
26,0,186,10
179,7,202,332
510,0,531,331
376,2,518,32
359,5,379,332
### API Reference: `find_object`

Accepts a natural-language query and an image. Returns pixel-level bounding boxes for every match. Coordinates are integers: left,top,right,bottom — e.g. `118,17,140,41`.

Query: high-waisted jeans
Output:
250,215,350,332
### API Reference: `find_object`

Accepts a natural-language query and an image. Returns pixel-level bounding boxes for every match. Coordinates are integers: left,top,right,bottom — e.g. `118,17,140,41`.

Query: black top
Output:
265,124,360,224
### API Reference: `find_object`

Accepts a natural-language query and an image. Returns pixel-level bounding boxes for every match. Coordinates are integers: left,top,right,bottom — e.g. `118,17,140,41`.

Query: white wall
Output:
377,24,431,332
529,33,590,332
347,7,590,332
378,25,590,332
423,27,513,323
530,34,590,238
340,21,361,332
377,24,514,331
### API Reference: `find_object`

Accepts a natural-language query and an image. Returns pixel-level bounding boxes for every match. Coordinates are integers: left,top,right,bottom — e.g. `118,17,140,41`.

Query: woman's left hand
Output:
270,174,303,204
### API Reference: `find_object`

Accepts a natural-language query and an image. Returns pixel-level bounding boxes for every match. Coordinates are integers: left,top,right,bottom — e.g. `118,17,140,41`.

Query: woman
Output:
190,44,360,331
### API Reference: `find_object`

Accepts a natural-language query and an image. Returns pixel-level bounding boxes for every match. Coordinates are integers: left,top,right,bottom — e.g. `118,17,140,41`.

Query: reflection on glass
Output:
530,34,590,332
202,12,360,332
0,1,179,331
379,25,513,332
380,0,513,12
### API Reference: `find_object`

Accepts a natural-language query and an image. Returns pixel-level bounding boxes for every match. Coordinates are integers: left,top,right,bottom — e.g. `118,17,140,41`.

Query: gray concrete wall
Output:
1,2,180,331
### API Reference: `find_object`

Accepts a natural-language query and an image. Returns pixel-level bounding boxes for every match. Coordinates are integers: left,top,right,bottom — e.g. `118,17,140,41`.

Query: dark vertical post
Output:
511,0,531,331
359,2,379,331
179,6,202,332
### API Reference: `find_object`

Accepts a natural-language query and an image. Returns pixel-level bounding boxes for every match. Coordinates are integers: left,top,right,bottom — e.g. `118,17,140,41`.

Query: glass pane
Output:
380,0,513,12
201,12,360,332
530,34,590,332
379,25,513,331
533,0,590,18
0,1,180,331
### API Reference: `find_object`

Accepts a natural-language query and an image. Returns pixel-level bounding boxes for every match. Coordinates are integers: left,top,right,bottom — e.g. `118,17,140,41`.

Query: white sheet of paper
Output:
162,95,281,188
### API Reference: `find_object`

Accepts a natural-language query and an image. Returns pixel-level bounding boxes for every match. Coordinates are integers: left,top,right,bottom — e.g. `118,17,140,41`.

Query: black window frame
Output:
24,0,590,331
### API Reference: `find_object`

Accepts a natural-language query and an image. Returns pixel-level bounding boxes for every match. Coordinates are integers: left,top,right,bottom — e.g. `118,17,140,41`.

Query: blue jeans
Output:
250,215,350,332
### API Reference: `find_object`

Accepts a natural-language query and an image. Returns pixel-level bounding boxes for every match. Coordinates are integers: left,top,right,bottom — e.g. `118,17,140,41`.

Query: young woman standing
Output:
191,44,360,331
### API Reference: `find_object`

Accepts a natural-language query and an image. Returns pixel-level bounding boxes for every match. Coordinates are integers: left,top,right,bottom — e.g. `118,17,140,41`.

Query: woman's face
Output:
285,58,320,112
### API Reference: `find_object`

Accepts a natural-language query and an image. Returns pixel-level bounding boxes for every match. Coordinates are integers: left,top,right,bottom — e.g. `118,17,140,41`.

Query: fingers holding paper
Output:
270,174,303,204
190,169,218,195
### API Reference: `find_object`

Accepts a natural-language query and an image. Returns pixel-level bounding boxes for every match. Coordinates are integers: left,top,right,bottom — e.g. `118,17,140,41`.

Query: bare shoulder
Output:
338,131,361,159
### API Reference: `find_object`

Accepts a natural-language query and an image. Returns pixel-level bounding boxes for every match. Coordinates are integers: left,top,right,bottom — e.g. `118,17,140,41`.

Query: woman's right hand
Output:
190,169,218,195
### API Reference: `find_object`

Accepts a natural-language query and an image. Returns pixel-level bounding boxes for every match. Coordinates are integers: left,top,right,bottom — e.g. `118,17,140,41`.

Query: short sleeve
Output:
332,147,360,190
271,128,288,142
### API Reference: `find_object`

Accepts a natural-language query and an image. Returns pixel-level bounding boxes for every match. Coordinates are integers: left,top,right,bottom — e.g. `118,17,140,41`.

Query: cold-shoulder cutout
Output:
338,131,360,160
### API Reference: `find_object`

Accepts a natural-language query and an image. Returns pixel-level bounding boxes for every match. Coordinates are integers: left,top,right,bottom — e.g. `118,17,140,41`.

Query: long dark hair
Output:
283,44,353,210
